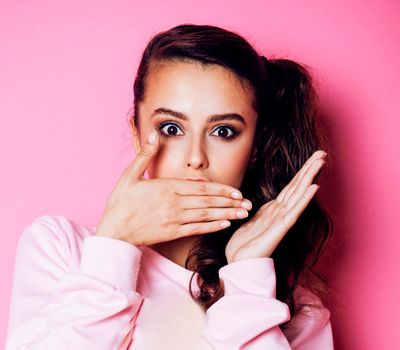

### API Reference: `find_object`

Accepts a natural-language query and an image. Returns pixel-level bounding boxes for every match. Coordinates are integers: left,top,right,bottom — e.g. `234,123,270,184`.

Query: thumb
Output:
130,129,159,180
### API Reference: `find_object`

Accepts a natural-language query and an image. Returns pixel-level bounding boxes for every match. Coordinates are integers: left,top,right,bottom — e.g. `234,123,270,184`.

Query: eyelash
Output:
156,121,240,141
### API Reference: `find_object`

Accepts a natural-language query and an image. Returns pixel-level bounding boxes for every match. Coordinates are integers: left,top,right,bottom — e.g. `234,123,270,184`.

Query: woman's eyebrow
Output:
151,107,246,125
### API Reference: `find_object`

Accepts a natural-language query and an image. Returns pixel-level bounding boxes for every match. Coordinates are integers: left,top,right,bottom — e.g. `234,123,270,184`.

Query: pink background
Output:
1,1,399,349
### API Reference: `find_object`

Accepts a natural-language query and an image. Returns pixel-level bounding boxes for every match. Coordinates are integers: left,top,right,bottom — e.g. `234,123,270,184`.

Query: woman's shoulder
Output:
19,214,143,268
292,284,331,322
22,214,95,242
283,284,333,347
19,214,96,266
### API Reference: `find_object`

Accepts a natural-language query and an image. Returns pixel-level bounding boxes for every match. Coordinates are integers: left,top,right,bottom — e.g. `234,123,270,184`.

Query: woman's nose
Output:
185,139,209,169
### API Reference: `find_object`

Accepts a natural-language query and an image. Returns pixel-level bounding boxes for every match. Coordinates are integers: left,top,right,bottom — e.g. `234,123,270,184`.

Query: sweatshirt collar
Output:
140,245,200,293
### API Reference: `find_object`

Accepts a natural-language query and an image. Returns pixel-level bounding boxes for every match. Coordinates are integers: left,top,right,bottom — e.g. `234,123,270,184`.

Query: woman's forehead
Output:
143,59,256,114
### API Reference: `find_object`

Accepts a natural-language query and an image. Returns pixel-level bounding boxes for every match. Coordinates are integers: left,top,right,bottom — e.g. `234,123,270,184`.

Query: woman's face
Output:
131,59,258,189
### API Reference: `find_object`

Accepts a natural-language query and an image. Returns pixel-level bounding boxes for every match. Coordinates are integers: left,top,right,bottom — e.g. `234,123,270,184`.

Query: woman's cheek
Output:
214,151,249,187
149,149,182,178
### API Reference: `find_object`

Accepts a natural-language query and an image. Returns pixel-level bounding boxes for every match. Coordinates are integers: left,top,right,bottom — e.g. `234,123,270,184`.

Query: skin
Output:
130,58,326,267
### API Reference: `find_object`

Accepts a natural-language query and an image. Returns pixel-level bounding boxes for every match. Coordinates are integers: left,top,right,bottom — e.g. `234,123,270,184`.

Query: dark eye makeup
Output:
156,121,240,141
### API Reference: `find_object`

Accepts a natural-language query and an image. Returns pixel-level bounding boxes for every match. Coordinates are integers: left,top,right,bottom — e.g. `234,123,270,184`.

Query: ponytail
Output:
240,57,334,325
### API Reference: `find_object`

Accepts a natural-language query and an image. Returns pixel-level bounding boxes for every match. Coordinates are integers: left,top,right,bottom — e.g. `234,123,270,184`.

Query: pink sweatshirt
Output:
5,215,334,349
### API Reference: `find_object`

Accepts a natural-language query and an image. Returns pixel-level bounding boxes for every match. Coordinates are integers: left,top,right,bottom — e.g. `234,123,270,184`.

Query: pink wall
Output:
1,1,399,349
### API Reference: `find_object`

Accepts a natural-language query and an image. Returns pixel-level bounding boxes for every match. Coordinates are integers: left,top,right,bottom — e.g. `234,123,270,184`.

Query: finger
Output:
127,129,160,180
285,158,325,210
282,154,326,204
276,150,326,203
283,184,320,228
177,195,251,210
278,150,326,202
171,179,244,200
179,207,249,224
177,219,231,238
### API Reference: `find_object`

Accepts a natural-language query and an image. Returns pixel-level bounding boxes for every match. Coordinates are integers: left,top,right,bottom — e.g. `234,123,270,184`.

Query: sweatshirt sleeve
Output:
201,257,333,349
5,215,144,350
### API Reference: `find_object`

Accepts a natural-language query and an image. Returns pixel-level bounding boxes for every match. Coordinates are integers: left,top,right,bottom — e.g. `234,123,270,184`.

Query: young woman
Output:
6,24,334,349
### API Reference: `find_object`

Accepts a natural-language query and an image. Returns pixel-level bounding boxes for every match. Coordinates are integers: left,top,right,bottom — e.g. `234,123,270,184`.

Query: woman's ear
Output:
129,117,141,152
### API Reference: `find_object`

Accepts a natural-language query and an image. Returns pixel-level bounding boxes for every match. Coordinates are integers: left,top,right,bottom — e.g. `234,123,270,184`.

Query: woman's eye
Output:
211,126,239,140
157,123,184,137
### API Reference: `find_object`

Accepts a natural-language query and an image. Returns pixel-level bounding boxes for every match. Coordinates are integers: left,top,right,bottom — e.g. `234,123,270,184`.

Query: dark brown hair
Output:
129,23,334,327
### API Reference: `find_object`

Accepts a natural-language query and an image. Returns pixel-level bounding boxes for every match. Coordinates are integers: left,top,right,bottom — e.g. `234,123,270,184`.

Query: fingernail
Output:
241,201,252,210
220,221,231,228
147,130,157,144
236,210,248,218
231,191,242,199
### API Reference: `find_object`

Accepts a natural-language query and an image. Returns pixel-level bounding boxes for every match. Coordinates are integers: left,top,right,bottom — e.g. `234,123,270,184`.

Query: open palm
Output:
225,150,327,264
